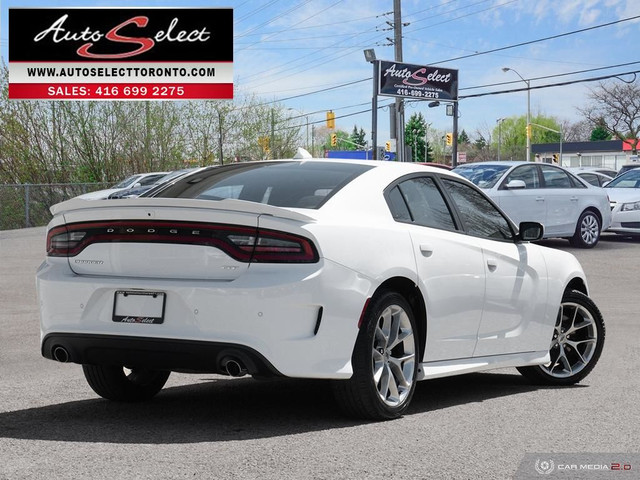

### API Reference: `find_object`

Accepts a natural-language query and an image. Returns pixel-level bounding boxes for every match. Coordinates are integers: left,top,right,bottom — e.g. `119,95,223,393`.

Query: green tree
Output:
350,126,366,149
492,114,562,161
405,112,434,162
458,129,470,145
590,122,612,141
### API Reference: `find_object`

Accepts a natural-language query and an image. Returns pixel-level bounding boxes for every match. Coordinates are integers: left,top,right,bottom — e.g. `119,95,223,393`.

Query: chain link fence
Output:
0,183,110,231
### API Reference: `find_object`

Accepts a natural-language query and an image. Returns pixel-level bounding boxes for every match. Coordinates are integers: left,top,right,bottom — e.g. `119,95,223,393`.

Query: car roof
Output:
221,158,460,175
455,161,526,167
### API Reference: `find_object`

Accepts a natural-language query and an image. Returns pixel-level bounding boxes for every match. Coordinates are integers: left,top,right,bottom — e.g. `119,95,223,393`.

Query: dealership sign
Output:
378,61,458,101
8,8,233,100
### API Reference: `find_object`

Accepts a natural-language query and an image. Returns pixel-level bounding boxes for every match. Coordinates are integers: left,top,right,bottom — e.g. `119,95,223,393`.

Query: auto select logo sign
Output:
378,60,458,101
8,8,233,100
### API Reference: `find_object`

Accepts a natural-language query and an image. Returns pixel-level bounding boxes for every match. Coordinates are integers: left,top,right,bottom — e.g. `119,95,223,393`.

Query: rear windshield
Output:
152,161,373,209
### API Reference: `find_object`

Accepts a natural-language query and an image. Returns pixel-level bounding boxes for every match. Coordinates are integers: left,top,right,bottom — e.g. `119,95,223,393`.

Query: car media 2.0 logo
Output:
535,459,555,475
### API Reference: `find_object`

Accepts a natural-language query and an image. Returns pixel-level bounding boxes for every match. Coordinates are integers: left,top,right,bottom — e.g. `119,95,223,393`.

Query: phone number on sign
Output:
47,85,185,98
394,88,440,98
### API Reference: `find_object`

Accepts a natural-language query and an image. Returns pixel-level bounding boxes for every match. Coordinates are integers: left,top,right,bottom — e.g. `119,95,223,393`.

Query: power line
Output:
459,69,640,100
430,14,640,65
240,28,386,85
461,60,640,91
272,69,640,130
235,6,374,38
234,0,282,24
407,0,519,34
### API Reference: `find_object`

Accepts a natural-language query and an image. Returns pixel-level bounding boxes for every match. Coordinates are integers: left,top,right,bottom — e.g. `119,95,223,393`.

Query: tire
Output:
569,210,601,248
333,291,419,420
517,290,605,386
82,365,170,402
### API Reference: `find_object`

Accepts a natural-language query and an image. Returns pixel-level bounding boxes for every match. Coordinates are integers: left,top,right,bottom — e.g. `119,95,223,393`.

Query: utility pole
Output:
393,0,405,162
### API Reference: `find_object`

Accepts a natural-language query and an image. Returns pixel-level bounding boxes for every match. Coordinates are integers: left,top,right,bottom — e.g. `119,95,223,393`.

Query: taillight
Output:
46,221,318,263
47,226,87,256
228,230,318,263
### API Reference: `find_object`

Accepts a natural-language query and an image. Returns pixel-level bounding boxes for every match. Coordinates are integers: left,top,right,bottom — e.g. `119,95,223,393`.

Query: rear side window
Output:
579,173,599,186
387,176,456,230
540,165,581,188
154,161,372,209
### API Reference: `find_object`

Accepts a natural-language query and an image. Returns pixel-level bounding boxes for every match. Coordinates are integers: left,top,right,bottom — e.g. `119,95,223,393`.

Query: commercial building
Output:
532,140,637,170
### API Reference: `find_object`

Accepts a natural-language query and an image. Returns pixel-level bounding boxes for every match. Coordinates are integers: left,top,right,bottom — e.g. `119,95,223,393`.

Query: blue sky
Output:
1,0,638,146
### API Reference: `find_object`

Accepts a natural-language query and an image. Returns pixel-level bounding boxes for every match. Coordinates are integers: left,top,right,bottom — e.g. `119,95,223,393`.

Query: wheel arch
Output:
565,276,588,296
581,206,603,227
371,276,427,362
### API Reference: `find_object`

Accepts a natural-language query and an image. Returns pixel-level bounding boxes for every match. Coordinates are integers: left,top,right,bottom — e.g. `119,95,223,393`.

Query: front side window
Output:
502,165,539,189
442,179,514,241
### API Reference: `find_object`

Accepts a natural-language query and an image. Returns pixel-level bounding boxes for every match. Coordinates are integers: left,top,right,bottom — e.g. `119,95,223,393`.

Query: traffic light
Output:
330,133,337,147
385,141,391,152
258,136,270,151
552,153,559,163
445,132,453,146
327,111,335,129
526,124,532,139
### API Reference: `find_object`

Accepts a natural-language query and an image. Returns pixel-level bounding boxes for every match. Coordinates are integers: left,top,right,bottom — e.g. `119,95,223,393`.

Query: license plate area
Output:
113,290,166,324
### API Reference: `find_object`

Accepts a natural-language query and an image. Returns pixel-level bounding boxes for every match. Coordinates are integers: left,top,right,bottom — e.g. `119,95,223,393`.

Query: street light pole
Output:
503,67,531,162
363,49,378,160
424,122,431,162
497,117,505,161
412,129,417,162
287,108,309,150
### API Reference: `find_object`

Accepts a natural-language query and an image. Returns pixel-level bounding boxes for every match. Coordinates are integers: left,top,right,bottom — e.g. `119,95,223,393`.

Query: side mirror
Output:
517,222,544,242
133,182,142,188
506,179,526,189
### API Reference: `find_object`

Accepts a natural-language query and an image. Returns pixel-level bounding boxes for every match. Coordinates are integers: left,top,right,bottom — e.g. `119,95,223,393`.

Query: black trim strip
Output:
42,333,283,377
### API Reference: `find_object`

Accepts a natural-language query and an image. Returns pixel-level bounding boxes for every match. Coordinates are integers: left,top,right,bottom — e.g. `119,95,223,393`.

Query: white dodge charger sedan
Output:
37,159,605,420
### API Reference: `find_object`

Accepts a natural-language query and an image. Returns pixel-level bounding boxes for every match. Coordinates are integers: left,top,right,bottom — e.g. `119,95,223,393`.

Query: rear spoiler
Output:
50,197,316,223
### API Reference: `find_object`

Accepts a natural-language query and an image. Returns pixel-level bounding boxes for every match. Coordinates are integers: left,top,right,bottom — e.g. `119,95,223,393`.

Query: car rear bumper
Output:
42,333,281,376
37,258,373,379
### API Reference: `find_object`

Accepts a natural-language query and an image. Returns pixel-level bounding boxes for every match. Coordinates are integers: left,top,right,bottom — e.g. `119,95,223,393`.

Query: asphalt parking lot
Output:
1,227,638,479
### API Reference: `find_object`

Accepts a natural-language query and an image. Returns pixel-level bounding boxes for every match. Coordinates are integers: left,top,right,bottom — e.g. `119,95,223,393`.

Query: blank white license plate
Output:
112,290,166,324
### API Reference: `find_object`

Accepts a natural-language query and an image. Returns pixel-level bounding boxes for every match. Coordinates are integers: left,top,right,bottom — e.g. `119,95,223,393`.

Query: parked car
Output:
453,161,612,248
37,159,605,420
605,168,640,236
108,168,199,199
569,169,613,187
568,166,618,178
77,172,169,200
617,163,640,177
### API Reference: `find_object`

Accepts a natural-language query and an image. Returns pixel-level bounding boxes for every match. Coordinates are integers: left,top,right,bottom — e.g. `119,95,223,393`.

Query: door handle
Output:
487,259,498,272
419,244,433,257
535,197,545,202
